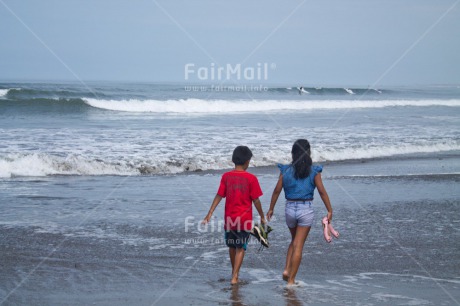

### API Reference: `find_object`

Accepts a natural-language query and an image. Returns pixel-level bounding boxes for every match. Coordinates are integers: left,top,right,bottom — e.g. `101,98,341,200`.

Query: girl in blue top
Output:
267,139,333,285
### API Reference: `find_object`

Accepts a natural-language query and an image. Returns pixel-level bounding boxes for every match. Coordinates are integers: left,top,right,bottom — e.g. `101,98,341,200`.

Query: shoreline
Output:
2,150,459,179
0,149,459,305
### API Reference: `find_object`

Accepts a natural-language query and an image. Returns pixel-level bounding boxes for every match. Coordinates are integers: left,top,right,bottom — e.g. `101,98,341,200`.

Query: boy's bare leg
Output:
231,248,245,285
229,247,236,273
283,227,297,281
287,226,310,285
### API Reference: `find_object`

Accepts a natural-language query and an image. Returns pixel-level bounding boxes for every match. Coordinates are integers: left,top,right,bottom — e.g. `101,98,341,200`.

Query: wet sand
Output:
1,154,459,305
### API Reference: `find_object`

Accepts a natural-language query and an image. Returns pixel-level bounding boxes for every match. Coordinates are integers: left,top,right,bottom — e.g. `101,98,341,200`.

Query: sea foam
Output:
1,141,458,177
0,89,10,98
82,98,460,113
0,153,138,178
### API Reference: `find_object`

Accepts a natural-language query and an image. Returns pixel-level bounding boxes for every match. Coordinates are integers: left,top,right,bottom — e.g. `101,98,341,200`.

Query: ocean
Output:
0,82,459,305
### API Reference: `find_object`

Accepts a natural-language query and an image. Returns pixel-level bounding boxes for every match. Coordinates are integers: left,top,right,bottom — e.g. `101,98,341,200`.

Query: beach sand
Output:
1,153,459,305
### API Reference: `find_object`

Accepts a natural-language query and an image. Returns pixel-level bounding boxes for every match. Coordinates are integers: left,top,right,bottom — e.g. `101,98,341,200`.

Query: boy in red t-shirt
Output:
202,146,266,285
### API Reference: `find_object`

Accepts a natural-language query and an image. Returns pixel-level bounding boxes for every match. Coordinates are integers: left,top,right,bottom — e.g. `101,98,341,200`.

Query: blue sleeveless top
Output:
277,164,323,200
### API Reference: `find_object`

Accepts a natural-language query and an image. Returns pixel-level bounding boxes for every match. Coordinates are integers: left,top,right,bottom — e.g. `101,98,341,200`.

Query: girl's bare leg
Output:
283,227,297,281
287,226,311,285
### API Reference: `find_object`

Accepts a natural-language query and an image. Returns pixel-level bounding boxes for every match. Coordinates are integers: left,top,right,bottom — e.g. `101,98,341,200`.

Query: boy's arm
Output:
252,198,267,225
202,194,223,224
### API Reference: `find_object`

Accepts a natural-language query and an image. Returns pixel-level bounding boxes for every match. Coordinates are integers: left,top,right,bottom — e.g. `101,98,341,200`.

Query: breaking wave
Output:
1,142,459,177
82,98,460,113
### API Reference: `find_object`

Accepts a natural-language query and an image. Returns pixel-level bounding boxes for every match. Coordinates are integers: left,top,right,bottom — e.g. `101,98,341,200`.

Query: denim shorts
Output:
285,201,315,228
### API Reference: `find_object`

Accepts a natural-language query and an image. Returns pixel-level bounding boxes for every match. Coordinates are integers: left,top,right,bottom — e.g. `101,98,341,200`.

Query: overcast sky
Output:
1,0,459,86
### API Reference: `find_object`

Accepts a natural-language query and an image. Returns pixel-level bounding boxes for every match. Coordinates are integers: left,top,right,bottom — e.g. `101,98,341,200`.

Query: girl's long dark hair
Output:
291,139,312,179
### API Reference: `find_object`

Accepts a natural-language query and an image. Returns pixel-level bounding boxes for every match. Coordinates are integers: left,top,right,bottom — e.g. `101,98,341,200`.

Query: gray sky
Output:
0,0,459,86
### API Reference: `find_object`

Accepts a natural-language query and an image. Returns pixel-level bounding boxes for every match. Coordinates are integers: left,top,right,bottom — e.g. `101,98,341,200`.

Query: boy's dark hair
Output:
232,146,253,165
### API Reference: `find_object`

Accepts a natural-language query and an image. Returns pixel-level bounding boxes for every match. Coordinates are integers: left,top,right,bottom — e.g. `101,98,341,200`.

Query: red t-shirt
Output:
217,170,263,231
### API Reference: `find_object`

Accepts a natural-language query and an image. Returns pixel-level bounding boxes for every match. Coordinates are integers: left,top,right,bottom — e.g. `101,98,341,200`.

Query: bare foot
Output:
287,280,299,287
231,277,238,285
282,272,289,282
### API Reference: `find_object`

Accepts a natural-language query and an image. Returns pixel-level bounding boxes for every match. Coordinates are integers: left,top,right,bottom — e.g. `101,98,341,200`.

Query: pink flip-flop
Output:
322,217,332,243
328,221,340,239
322,217,339,243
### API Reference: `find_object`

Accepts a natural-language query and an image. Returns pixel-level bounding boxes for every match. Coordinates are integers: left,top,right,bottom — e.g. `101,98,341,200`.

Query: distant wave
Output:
3,84,460,101
344,88,355,94
2,96,459,114
0,86,399,101
270,87,381,95
1,142,458,177
0,89,9,97
82,98,460,113
0,88,21,98
1,87,108,100
0,98,92,112
2,85,458,103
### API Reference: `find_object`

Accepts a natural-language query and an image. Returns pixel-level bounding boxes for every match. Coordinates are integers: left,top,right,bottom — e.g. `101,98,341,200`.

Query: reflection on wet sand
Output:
230,284,243,306
284,287,303,306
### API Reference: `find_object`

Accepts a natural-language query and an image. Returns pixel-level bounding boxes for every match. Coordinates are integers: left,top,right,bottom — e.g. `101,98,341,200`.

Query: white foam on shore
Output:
201,247,227,260
317,142,460,162
285,280,308,287
372,293,430,305
1,140,459,177
0,153,138,178
248,269,278,284
82,98,460,113
359,272,460,284
343,173,460,178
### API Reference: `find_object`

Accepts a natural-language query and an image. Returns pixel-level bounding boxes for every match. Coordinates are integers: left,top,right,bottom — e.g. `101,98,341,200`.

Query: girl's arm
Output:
202,194,223,224
267,174,283,221
314,173,333,221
